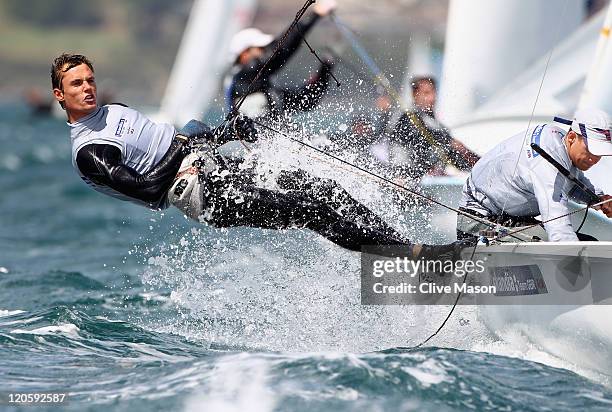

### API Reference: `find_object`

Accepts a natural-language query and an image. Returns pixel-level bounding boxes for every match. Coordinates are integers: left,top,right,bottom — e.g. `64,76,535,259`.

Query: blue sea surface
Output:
1,102,612,411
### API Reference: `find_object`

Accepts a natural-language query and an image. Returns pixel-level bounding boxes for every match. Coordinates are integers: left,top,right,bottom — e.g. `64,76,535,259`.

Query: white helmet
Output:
229,28,273,63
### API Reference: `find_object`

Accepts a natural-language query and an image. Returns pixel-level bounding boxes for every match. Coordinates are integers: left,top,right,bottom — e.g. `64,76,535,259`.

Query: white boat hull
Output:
463,241,612,378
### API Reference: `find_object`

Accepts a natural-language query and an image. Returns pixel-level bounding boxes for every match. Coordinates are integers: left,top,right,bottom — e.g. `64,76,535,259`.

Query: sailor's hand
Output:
599,194,612,217
177,119,215,153
232,115,258,143
313,0,337,16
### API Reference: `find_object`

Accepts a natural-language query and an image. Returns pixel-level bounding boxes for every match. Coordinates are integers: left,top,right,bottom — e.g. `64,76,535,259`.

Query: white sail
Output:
157,0,257,126
579,4,612,112
446,8,611,192
577,4,612,195
439,0,584,127
447,10,606,155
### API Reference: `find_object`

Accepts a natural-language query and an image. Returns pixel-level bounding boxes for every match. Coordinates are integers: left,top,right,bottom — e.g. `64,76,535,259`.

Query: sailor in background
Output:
224,0,336,118
457,108,612,242
390,76,480,180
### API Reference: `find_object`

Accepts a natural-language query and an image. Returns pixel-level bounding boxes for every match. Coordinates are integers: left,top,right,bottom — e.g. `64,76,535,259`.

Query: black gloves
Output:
230,115,258,143
176,119,215,154
177,116,258,154
212,115,258,146
418,239,477,262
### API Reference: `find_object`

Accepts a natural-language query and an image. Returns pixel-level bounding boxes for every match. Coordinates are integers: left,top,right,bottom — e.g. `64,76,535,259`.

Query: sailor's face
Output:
53,63,97,122
567,132,601,171
413,82,436,112
241,47,265,65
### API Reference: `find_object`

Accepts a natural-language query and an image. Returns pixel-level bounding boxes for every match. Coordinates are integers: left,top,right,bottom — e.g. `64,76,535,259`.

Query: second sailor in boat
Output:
457,108,612,242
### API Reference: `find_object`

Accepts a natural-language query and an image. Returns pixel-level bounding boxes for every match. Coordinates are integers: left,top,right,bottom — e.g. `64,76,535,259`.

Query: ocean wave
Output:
0,309,25,317
11,323,81,338
1,270,106,291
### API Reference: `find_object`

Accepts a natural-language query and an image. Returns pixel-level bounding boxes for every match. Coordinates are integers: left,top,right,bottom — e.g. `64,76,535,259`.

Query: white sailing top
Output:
460,124,600,241
69,104,176,206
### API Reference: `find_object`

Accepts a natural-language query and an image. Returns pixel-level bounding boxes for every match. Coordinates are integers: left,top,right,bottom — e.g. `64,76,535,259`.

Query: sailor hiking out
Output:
457,108,612,242
52,53,466,260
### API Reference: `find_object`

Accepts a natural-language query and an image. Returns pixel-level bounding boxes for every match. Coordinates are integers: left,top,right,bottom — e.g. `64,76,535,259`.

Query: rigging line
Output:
497,0,570,217
402,242,479,350
329,13,456,170
576,204,590,233
215,0,315,153
301,36,342,87
491,196,612,242
252,118,529,242
258,134,394,184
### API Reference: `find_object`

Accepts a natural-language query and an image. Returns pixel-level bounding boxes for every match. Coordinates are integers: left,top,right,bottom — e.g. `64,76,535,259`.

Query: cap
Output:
554,108,612,156
229,28,273,63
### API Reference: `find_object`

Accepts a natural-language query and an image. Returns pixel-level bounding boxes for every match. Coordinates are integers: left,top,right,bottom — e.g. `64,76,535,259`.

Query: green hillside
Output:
0,0,191,105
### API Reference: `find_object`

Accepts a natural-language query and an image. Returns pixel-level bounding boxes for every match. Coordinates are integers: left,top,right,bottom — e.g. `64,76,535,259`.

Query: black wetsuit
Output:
202,165,411,253
75,126,413,254
225,13,332,116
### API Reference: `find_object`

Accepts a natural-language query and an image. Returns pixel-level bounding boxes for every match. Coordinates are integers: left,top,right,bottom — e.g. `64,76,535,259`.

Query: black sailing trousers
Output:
201,167,413,253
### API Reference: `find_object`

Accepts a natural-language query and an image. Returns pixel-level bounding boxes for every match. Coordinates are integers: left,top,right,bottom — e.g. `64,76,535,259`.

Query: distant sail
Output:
439,0,584,126
579,3,612,114
158,0,257,126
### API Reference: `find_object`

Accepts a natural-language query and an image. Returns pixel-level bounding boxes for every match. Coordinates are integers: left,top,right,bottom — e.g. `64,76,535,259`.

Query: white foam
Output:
140,125,497,354
0,309,25,318
123,342,191,363
471,322,611,386
139,292,170,303
401,358,453,387
183,354,277,412
11,323,80,339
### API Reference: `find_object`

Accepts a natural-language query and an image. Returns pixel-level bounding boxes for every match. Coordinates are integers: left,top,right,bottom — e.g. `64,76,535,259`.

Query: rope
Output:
300,36,342,87
492,196,612,242
252,119,535,243
498,0,570,217
401,242,479,350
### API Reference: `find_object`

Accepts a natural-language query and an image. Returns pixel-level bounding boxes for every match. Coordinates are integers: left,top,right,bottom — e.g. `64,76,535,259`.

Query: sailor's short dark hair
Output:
410,76,437,93
50,53,94,109
51,53,94,91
